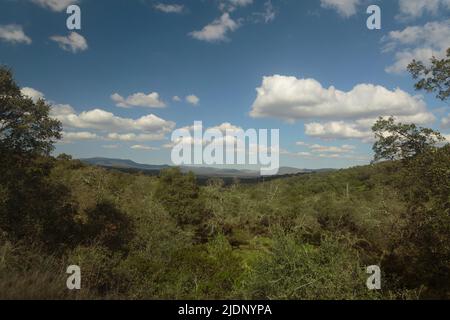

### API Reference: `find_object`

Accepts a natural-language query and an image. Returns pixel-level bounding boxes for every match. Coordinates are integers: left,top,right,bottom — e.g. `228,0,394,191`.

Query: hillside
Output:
80,157,325,178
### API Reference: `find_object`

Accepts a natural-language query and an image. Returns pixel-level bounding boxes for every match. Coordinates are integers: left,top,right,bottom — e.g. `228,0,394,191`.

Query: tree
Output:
0,66,76,249
0,66,61,156
154,168,210,242
370,51,450,298
372,116,444,162
408,48,450,101
382,144,450,298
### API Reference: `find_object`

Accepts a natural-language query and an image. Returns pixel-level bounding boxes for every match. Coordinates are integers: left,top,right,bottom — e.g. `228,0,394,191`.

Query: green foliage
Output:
372,116,444,162
154,168,210,242
0,157,436,299
0,67,77,250
241,229,377,300
68,245,124,296
383,145,450,298
408,47,450,101
0,66,61,156
0,238,94,299
0,156,79,250
161,234,244,299
80,201,134,252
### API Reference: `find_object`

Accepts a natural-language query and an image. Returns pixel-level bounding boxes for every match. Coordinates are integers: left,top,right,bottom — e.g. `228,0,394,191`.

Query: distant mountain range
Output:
80,157,329,177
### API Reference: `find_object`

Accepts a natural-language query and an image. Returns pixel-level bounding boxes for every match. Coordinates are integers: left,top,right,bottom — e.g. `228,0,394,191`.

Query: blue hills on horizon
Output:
79,157,332,177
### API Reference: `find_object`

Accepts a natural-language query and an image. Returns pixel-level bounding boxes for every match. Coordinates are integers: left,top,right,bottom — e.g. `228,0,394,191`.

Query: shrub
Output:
241,229,377,300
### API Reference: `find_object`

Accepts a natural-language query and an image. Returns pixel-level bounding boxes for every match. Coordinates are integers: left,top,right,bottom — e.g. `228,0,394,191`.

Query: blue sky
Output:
1,0,449,169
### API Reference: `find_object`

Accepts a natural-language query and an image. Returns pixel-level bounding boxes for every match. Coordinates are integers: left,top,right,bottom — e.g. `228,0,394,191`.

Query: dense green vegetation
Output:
0,61,449,299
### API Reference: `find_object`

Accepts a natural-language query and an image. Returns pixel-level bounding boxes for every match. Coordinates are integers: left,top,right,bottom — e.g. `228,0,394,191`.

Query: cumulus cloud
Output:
21,87,44,102
0,25,32,44
31,0,79,12
107,132,168,142
210,122,243,134
397,0,450,20
186,94,200,106
50,32,88,53
305,121,373,141
442,114,450,128
304,112,436,142
219,0,254,12
320,0,361,17
297,152,313,157
173,96,182,102
111,92,166,108
309,143,356,153
163,122,244,149
189,13,239,42
250,75,432,121
62,131,98,142
130,144,159,151
50,105,175,141
382,20,450,51
383,20,450,74
154,3,184,14
250,75,435,143
292,142,367,161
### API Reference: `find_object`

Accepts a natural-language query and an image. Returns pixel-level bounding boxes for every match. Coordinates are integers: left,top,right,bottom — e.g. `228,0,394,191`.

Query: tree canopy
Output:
372,116,444,162
408,47,450,102
0,66,61,156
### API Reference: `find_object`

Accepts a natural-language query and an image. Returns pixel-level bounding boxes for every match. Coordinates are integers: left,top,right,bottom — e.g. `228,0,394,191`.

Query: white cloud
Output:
443,134,450,142
442,114,450,128
21,87,44,102
292,145,368,160
51,105,175,140
304,121,373,141
32,0,79,12
320,0,361,17
250,75,432,121
229,0,253,6
250,75,435,143
250,0,276,24
50,32,88,53
297,152,313,157
62,131,98,141
50,104,75,116
154,3,184,14
304,112,436,142
111,92,166,108
309,143,356,153
293,142,357,158
185,94,200,106
383,20,450,50
107,132,167,142
173,95,181,102
209,122,243,134
383,20,450,74
189,13,239,42
397,0,450,20
385,47,443,74
130,144,159,151
0,25,32,45
164,122,244,149
219,0,254,12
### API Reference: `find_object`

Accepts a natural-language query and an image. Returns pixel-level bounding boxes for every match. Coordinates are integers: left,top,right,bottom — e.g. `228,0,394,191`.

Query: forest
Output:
0,49,449,300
